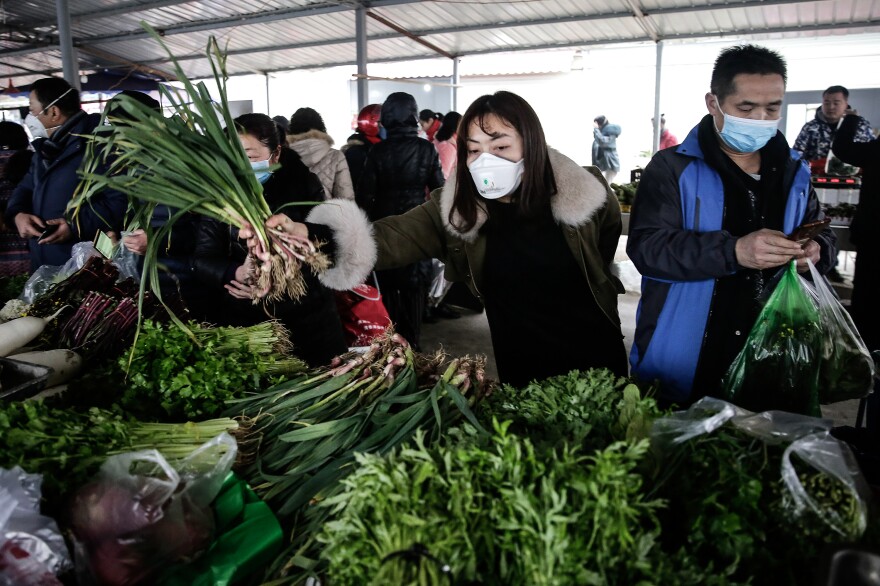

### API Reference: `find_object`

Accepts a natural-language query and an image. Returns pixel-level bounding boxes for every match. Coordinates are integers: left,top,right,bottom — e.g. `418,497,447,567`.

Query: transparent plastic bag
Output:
111,232,142,283
0,467,72,586
70,433,236,586
428,259,452,308
651,397,870,540
781,431,871,540
20,242,102,304
721,261,823,416
805,259,875,403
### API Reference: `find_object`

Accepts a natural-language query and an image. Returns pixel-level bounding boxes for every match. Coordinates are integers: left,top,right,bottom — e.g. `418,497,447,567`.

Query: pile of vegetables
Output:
56,319,305,421
71,24,326,304
822,202,856,223
0,400,246,507
233,332,490,519
0,274,27,306
610,181,638,212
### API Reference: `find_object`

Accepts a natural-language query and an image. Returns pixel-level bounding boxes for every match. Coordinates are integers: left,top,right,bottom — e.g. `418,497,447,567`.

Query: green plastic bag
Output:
160,473,283,586
722,261,823,416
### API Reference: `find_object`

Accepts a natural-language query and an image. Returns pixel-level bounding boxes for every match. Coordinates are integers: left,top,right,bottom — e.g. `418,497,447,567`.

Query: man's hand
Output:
37,218,71,244
795,239,821,273
14,213,44,239
735,228,804,270
123,229,148,255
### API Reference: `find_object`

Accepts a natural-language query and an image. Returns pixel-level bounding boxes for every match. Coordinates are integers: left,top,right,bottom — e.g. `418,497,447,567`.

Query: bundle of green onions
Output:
70,23,326,304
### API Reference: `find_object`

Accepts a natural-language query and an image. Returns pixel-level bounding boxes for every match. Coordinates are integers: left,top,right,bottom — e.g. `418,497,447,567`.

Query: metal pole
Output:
355,6,368,109
452,57,460,112
55,0,81,89
652,40,664,154
265,72,271,114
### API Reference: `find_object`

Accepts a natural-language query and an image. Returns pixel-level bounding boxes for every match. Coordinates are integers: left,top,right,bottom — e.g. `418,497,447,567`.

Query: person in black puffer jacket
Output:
193,114,347,367
355,92,444,350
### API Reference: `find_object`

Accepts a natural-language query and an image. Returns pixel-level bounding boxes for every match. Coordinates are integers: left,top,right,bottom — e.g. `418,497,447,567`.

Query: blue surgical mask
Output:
378,127,387,140
712,97,780,153
251,158,272,184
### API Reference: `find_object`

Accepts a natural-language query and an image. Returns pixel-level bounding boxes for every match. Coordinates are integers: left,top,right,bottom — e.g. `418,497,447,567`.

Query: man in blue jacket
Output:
5,77,125,271
627,44,836,406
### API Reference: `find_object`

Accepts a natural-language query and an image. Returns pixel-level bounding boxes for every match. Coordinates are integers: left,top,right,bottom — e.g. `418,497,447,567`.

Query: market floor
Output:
420,239,863,427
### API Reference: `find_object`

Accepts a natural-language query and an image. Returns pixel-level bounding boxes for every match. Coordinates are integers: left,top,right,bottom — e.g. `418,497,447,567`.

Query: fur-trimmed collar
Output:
439,148,609,242
287,129,334,146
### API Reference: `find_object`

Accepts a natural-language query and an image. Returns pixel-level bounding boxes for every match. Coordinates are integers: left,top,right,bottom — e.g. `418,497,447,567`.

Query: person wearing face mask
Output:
238,91,627,387
627,44,836,408
191,113,346,366
4,77,126,271
356,92,444,351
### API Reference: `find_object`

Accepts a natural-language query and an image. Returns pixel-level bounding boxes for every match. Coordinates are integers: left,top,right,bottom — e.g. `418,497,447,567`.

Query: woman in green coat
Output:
245,91,627,387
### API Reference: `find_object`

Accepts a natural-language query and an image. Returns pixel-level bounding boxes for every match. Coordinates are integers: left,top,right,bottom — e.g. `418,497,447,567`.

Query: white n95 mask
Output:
25,113,48,140
468,152,524,199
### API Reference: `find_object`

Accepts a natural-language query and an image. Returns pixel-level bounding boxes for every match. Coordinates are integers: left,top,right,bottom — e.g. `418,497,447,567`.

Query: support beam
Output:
355,5,368,110
78,46,177,81
652,41,664,154
366,10,455,60
55,0,80,89
452,57,460,112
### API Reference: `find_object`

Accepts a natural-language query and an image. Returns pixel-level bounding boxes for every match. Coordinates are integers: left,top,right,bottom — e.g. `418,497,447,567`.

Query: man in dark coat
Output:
356,92,444,350
833,113,879,433
5,78,126,271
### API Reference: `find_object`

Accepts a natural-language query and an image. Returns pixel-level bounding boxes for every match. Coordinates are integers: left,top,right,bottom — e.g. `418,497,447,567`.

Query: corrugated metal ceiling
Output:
1,0,879,85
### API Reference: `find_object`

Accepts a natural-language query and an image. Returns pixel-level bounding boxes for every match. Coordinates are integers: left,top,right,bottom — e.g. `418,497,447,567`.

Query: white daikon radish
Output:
9,350,82,386
0,308,65,357
25,384,69,402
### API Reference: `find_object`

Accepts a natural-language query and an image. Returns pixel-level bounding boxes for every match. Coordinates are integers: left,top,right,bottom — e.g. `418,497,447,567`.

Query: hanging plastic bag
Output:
427,259,453,308
111,231,142,283
804,259,875,403
70,433,236,586
0,467,72,586
722,261,823,416
335,273,392,348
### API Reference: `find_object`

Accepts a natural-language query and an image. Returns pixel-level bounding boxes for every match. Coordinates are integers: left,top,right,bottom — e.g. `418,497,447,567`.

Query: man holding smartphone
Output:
627,44,836,407
4,78,125,271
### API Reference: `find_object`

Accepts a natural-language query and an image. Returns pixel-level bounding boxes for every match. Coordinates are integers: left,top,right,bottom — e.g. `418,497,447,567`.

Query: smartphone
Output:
787,218,831,246
38,223,59,241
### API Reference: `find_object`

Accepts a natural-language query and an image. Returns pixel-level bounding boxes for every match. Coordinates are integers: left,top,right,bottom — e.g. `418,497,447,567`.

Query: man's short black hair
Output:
710,44,787,103
30,77,80,117
823,85,849,99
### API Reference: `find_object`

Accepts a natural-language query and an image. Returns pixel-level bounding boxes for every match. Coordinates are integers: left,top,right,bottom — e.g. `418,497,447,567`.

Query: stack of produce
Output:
610,181,638,212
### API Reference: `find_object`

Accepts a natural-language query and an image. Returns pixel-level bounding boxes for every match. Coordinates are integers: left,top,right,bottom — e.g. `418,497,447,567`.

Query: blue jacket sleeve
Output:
626,153,739,282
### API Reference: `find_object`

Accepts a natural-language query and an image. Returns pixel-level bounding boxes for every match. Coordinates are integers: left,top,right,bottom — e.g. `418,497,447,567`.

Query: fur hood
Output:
438,148,610,243
287,130,334,166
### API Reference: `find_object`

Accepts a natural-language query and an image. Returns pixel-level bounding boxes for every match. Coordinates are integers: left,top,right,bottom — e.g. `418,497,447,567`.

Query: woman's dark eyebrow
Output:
466,132,510,142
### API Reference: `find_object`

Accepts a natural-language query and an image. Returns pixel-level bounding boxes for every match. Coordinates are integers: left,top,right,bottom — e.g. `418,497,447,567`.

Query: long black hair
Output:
234,113,284,150
450,91,556,233
434,111,461,143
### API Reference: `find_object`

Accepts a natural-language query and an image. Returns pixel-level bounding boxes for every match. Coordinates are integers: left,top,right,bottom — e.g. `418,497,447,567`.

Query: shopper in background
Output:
627,44,836,407
419,109,443,142
0,121,33,276
793,85,873,165
272,115,290,136
356,93,444,350
193,113,346,366
5,77,126,271
592,115,621,183
287,107,354,201
832,111,879,433
342,103,382,191
433,111,461,181
243,90,627,388
655,115,679,150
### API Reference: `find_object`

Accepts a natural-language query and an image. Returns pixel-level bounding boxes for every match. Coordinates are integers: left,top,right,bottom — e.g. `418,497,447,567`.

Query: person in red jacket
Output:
654,115,679,150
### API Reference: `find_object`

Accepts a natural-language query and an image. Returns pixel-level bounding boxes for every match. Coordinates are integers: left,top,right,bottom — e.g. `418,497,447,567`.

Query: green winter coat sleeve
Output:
373,196,448,270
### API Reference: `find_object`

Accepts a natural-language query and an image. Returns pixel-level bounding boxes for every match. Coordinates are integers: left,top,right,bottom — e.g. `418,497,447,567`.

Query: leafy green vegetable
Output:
0,400,240,508
318,422,664,586
0,274,28,305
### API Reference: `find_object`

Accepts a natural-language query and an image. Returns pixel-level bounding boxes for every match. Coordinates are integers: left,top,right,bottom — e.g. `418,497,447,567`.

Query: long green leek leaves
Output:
70,22,325,307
